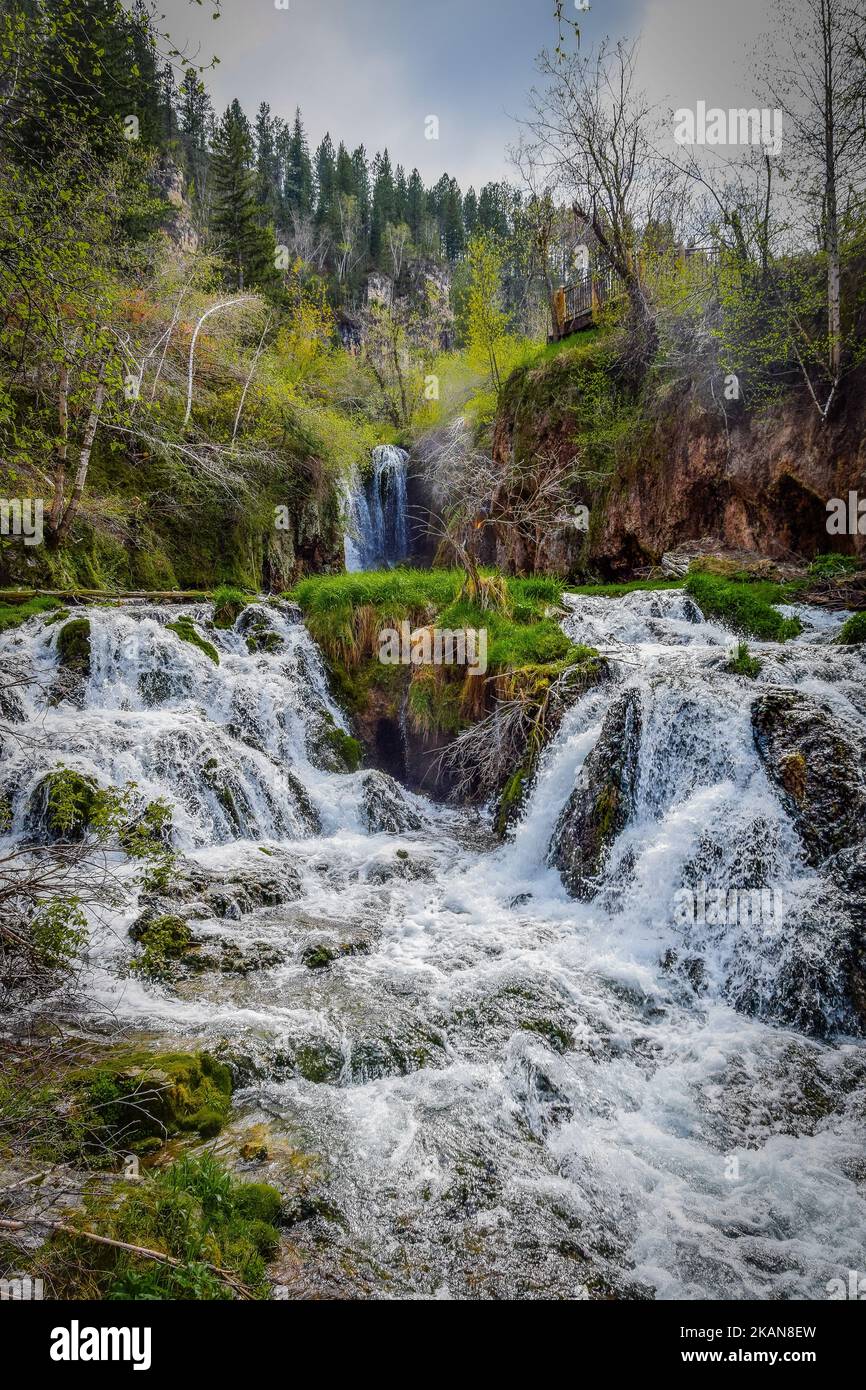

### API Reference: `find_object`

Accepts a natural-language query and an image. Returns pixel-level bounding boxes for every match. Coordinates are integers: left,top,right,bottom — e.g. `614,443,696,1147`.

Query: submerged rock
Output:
548,690,642,899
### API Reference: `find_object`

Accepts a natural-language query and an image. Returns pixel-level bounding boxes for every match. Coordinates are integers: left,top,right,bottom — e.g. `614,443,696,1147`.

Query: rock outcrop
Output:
548,690,642,898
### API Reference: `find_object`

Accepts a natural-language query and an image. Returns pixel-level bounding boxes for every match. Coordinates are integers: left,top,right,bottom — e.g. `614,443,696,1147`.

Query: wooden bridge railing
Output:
552,247,722,342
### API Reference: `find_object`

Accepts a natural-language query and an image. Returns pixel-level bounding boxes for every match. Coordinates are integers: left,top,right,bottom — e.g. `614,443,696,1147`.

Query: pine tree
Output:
178,68,212,207
255,102,281,224
444,179,466,262
478,182,511,239
351,145,371,239
211,100,276,291
315,133,336,224
370,150,396,263
463,186,478,237
283,109,313,218
406,169,426,245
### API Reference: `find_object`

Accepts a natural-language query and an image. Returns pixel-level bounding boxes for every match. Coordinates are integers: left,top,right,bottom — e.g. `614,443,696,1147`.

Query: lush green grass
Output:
685,572,803,641
290,569,598,740
568,579,685,597
0,594,61,632
808,553,861,579
290,569,571,669
212,583,254,629
837,610,866,645
42,1153,282,1300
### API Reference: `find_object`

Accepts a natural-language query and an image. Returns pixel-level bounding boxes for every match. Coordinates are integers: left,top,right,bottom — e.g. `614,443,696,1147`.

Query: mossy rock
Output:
31,768,100,841
56,618,91,675
325,723,363,772
130,913,192,957
213,586,252,630
167,617,220,665
71,1050,232,1149
233,1181,283,1225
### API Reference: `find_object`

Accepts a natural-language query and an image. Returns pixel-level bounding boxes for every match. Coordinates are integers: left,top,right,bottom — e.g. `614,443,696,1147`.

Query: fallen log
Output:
0,589,212,605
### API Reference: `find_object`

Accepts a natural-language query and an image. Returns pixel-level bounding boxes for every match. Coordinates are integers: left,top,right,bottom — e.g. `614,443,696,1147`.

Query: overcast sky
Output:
160,0,780,188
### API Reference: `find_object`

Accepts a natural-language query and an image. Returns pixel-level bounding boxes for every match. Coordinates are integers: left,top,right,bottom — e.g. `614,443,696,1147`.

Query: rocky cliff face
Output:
490,353,866,579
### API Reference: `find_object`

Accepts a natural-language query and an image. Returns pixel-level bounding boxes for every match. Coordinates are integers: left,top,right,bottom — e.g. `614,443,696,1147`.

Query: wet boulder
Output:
751,690,866,865
359,770,424,834
547,690,642,899
51,617,91,707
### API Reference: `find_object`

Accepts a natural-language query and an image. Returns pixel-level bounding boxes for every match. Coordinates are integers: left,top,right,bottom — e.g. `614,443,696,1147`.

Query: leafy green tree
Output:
465,232,510,394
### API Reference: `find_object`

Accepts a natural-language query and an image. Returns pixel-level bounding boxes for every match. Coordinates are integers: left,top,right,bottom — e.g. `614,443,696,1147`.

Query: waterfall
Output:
344,445,410,571
1,590,865,1300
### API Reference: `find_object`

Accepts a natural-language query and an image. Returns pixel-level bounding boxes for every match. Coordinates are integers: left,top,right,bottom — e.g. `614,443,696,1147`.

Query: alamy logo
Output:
827,492,866,535
673,102,783,154
378,621,488,676
0,498,43,546
673,883,784,928
50,1321,152,1371
826,1270,866,1299
0,1276,43,1300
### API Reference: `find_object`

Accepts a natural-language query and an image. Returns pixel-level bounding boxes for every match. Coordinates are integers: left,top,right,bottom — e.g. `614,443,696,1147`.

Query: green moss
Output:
495,767,528,837
685,572,803,641
129,915,192,978
167,616,220,665
56,617,92,673
69,1050,233,1153
232,1182,283,1225
325,724,363,771
837,610,866,645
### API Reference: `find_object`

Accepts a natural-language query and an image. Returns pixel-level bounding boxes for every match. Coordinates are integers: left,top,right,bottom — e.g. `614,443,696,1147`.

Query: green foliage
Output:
46,1153,282,1300
212,584,252,629
837,611,866,645
29,899,88,970
808,553,860,579
0,596,61,632
129,915,192,981
685,573,803,641
727,642,763,678
42,769,101,839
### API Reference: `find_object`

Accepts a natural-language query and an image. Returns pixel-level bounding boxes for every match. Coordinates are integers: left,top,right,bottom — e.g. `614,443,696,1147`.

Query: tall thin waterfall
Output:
344,444,410,571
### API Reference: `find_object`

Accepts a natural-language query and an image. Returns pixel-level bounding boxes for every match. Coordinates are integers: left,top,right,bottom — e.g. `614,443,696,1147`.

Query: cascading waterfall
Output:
1,589,865,1300
344,444,410,571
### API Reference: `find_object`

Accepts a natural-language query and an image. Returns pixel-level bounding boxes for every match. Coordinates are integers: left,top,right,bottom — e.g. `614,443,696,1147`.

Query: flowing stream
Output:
344,444,411,571
1,590,865,1300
